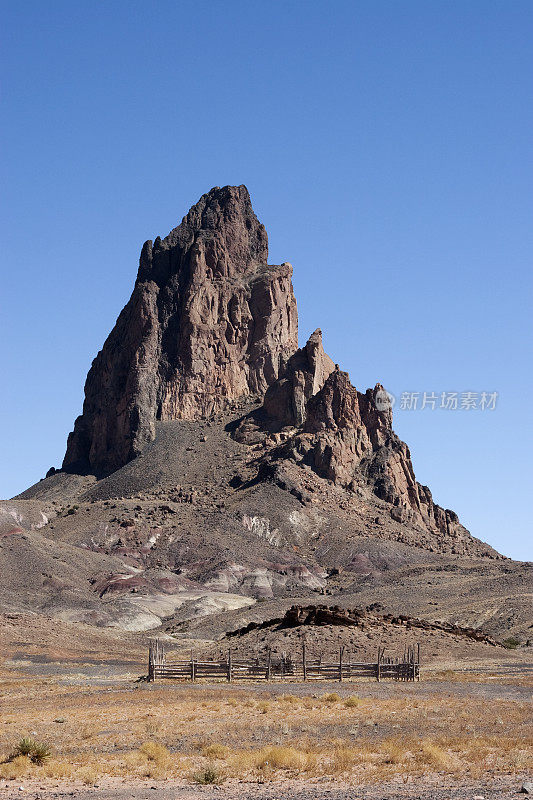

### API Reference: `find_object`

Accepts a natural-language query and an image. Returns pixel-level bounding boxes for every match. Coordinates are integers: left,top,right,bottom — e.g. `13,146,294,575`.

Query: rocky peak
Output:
61,185,472,551
262,329,336,427
274,368,395,487
137,185,269,285
245,354,470,543
63,186,298,476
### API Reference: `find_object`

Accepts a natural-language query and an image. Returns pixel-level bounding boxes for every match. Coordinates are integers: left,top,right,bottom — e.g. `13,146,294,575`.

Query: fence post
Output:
227,648,232,683
376,647,381,682
339,645,344,682
302,640,307,681
148,643,154,682
417,642,421,681
266,647,271,681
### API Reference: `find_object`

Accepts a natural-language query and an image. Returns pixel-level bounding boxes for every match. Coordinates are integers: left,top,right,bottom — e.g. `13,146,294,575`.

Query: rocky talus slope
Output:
2,185,531,654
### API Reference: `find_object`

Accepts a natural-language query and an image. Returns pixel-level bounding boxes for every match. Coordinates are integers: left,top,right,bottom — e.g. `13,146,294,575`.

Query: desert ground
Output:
1,624,531,800
2,186,531,799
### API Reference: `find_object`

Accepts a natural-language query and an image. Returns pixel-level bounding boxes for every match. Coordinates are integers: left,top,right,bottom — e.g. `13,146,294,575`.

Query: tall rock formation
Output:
246,364,469,542
62,183,469,547
63,186,298,475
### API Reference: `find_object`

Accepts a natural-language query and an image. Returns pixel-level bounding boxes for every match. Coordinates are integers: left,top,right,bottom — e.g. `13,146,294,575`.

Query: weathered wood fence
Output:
148,641,420,683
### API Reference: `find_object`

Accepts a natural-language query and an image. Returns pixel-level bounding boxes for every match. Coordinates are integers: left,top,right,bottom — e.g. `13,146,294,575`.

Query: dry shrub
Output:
418,740,457,770
322,692,341,703
192,764,221,784
142,764,167,779
191,738,209,752
226,698,238,707
344,695,361,708
77,766,99,785
145,719,162,736
381,738,407,765
278,694,299,704
42,760,73,779
202,743,229,759
229,745,308,775
122,750,146,771
0,755,32,780
138,741,171,766
257,701,270,714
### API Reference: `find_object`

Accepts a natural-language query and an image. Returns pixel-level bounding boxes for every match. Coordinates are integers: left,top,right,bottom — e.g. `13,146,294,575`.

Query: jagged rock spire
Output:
63,186,298,475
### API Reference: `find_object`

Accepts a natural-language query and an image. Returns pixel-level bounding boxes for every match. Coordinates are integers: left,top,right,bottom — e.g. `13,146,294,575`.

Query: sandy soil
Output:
1,660,531,799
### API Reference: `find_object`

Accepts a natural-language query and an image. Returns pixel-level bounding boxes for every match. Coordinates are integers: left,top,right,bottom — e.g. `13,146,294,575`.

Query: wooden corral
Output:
148,641,421,683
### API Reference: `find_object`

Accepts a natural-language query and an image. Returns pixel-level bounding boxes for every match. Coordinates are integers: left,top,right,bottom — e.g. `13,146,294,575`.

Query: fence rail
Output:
148,641,420,683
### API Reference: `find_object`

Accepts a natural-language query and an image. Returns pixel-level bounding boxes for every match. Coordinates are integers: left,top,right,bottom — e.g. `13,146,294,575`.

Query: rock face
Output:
63,184,468,543
263,329,336,427
242,363,469,542
63,186,298,475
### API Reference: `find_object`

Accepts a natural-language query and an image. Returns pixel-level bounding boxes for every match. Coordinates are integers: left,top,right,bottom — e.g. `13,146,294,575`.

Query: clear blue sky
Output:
1,1,532,560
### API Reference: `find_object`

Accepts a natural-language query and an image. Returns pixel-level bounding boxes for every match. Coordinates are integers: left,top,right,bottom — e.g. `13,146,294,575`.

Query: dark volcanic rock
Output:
228,604,500,646
59,185,492,557
63,186,298,476
262,328,336,427
245,365,471,542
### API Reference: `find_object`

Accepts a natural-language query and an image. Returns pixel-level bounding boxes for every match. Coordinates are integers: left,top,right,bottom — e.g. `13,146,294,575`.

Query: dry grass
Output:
419,739,458,769
0,672,531,785
343,695,361,708
77,766,99,785
0,755,32,780
277,693,300,704
322,692,341,703
230,744,310,773
430,668,533,686
201,743,229,759
138,741,171,765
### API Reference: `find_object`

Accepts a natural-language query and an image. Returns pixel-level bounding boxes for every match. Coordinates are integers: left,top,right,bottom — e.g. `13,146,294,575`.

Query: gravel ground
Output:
0,774,529,799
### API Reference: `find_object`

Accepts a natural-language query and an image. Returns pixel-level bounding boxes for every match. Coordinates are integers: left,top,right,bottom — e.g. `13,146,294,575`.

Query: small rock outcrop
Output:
263,328,336,427
63,186,298,475
227,604,499,645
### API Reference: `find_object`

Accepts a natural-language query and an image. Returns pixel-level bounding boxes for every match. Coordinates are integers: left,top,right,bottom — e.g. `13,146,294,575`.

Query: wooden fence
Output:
148,641,420,683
